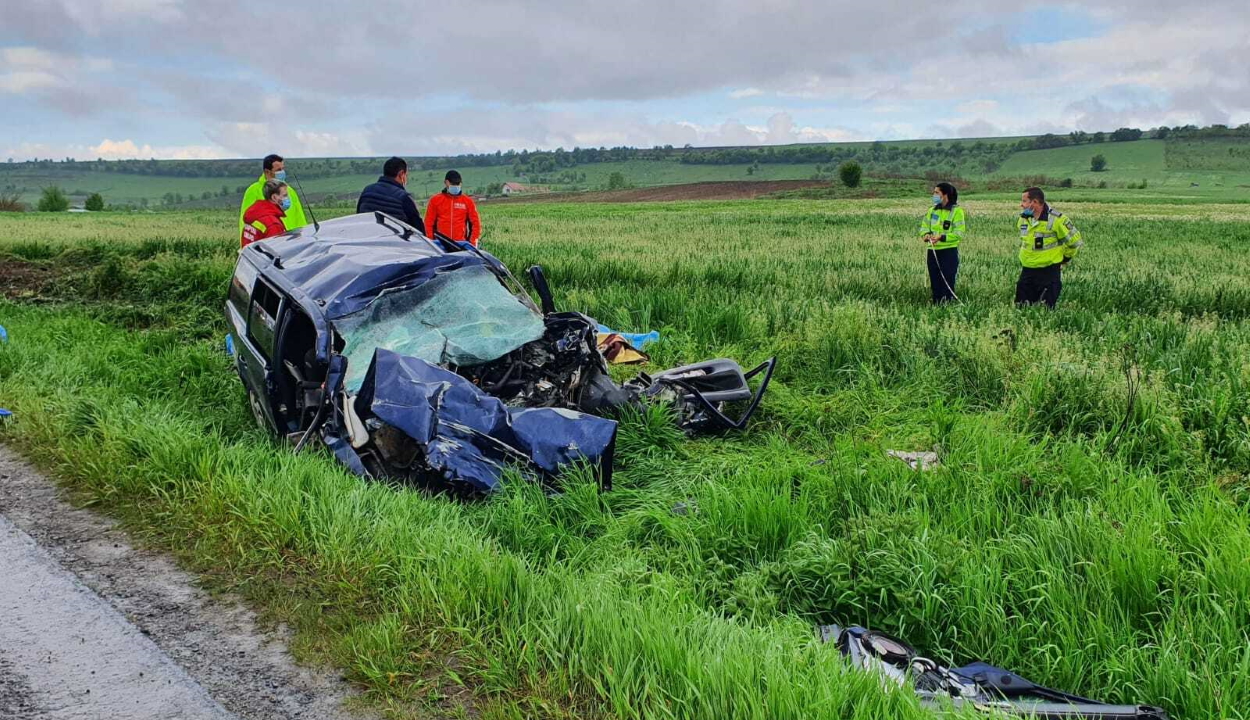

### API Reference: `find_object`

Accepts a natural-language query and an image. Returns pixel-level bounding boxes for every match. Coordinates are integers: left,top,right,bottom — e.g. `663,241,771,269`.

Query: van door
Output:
226,259,258,364
240,277,284,432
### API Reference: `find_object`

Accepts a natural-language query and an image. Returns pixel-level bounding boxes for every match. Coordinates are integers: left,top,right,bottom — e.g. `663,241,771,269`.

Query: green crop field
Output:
2,195,1250,719
0,160,826,208
5,134,1249,211
1167,138,1250,172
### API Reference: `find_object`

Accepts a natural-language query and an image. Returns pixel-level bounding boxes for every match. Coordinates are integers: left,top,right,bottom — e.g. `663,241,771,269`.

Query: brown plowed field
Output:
491,180,828,204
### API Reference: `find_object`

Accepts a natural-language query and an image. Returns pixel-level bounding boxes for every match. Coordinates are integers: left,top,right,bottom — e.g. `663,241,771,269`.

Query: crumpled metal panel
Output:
355,349,616,492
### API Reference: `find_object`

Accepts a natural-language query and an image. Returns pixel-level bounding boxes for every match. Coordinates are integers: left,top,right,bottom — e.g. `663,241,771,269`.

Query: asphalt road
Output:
0,446,377,720
0,512,238,719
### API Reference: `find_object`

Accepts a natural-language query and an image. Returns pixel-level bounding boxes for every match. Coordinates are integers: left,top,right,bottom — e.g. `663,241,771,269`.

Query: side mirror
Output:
527,265,556,315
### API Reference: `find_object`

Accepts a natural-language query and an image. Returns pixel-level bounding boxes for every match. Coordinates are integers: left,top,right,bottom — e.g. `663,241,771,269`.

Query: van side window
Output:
248,280,281,360
228,261,259,320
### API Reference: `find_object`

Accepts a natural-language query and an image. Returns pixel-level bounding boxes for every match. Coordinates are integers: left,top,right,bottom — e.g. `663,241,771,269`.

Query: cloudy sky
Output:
2,0,1248,160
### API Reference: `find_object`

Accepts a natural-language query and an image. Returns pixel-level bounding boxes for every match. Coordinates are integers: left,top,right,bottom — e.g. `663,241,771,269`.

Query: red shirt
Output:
241,200,287,247
424,191,482,246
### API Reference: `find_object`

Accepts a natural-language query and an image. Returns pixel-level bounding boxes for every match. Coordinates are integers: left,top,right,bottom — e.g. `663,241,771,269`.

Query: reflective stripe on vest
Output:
1030,239,1064,251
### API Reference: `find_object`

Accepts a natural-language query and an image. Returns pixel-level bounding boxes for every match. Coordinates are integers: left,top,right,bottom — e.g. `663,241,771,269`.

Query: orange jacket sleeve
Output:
424,195,441,238
467,197,482,244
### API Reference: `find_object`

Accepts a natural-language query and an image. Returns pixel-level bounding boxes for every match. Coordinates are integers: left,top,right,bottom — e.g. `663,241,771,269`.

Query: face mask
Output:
280,196,292,210
1020,207,1034,218
274,169,287,182
448,185,462,196
932,194,942,205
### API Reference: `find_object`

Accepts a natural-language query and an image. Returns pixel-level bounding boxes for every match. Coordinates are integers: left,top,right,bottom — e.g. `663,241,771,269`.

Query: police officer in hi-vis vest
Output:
1015,186,1084,309
919,181,966,303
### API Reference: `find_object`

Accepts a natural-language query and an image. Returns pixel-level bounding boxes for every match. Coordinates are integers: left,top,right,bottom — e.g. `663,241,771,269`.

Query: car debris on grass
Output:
817,624,1168,719
886,449,941,471
225,212,774,494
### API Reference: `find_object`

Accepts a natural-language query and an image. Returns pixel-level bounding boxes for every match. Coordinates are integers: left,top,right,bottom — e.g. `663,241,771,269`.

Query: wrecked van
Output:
225,212,773,493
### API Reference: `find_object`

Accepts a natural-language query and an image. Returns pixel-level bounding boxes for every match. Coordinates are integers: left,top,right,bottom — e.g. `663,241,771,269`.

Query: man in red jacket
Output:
425,170,482,247
240,180,290,247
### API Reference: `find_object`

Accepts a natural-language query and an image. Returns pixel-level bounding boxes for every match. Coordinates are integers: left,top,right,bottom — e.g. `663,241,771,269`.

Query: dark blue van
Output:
226,212,772,494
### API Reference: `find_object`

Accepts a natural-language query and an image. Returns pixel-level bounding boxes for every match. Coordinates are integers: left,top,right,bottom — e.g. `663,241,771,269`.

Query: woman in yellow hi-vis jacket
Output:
919,182,966,303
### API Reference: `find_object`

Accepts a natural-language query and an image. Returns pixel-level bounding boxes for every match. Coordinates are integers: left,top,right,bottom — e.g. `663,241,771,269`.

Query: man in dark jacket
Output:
356,156,424,232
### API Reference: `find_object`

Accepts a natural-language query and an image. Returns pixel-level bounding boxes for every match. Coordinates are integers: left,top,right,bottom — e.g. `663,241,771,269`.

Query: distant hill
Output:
2,125,1248,209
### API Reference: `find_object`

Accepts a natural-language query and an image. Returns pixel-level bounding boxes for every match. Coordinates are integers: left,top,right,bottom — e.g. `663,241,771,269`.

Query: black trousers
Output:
1015,264,1062,309
926,247,959,303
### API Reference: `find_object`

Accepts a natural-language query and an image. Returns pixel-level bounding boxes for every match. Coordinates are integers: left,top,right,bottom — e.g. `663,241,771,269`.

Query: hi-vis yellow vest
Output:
918,205,966,250
1017,206,1083,268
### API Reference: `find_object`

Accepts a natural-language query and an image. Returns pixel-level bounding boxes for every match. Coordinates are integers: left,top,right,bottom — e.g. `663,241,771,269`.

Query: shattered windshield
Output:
336,265,546,392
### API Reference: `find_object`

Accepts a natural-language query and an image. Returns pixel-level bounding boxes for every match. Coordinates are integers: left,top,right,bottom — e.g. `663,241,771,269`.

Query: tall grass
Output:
2,199,1250,718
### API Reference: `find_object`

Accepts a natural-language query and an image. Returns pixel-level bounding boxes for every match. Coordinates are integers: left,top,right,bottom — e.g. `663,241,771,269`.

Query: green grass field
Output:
0,161,827,208
2,197,1250,719
997,140,1250,199
996,139,1166,180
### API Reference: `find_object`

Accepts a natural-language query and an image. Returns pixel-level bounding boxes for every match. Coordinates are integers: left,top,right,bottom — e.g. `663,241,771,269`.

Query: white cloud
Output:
0,70,61,93
1,142,64,160
292,130,372,157
0,45,122,112
955,120,1006,139
1,47,61,70
740,8,1250,133
58,0,184,30
957,100,999,115
729,88,764,99
204,122,373,158
1,138,227,161
84,58,114,73
89,138,225,159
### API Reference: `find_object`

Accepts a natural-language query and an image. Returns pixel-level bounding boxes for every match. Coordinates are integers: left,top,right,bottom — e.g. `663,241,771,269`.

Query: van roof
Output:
242,212,487,319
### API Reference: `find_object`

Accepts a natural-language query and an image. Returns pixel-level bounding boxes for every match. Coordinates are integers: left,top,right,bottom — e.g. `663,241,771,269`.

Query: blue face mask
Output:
448,185,462,196
273,169,287,182
1020,207,1034,218
932,194,942,206
280,196,292,210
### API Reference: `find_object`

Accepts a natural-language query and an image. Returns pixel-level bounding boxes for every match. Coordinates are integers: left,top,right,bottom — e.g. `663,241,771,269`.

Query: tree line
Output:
2,124,1246,181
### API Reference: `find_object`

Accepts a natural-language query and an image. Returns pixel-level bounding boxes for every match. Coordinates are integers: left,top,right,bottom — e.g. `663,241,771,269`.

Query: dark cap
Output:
444,170,462,184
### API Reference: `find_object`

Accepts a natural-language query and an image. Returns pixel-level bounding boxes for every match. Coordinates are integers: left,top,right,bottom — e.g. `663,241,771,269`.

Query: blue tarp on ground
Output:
595,324,659,349
355,349,616,492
